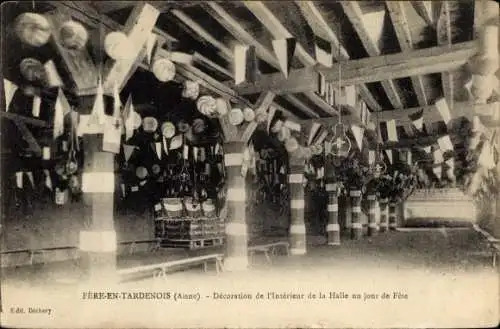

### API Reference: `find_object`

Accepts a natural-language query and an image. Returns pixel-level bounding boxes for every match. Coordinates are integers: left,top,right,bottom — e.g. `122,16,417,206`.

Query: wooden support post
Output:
79,134,117,283
350,189,363,240
288,158,307,255
379,198,389,232
389,201,398,230
325,183,340,246
367,194,378,237
223,141,249,271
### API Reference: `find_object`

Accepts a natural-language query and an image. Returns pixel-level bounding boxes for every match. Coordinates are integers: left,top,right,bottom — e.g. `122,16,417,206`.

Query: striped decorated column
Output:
325,182,340,245
350,189,363,240
379,198,389,232
223,141,249,271
389,201,398,230
367,194,378,236
288,158,306,255
80,134,117,282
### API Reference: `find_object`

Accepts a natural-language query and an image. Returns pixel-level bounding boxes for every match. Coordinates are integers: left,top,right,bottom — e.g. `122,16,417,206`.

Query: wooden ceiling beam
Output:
340,1,404,109
386,1,429,107
0,112,51,128
101,3,160,94
285,95,320,119
229,41,478,95
91,1,200,14
294,0,381,111
436,2,454,106
411,1,435,26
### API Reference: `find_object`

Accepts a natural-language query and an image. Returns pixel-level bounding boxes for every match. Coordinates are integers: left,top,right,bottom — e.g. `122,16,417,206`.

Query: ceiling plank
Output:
411,1,434,26
303,91,339,116
340,1,404,109
285,95,320,119
0,112,51,128
101,3,160,94
386,1,428,107
44,10,99,94
436,1,454,105
229,41,478,95
294,0,381,112
91,1,201,14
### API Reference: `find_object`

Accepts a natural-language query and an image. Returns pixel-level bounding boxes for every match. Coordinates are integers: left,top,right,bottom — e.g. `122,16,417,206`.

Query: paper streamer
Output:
53,88,70,139
3,79,18,111
32,95,41,117
386,119,398,142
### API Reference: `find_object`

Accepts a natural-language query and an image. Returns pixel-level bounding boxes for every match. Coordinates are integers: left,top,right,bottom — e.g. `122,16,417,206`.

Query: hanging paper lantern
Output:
243,107,255,122
177,120,191,133
197,95,218,117
192,118,206,134
182,80,200,99
20,58,44,81
161,121,176,138
228,108,244,126
170,135,183,150
285,137,299,153
136,166,148,179
142,117,158,132
105,31,133,60
14,13,51,47
277,126,290,142
152,58,176,82
59,20,88,50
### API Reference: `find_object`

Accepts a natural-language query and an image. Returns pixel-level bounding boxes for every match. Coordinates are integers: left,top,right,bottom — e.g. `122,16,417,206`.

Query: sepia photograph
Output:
0,0,499,327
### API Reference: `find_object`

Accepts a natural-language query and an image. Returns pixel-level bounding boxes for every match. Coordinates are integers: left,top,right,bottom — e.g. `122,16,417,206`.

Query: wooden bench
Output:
473,224,500,267
248,241,290,264
120,238,161,255
117,253,224,281
1,246,78,266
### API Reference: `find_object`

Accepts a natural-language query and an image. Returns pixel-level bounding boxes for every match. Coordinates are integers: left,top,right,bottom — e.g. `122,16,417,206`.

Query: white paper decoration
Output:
285,137,299,153
228,108,244,126
136,166,148,179
105,31,133,60
20,58,44,81
59,20,88,50
161,122,176,138
197,95,218,118
243,107,255,122
182,80,200,99
142,117,158,132
277,126,290,142
15,13,51,47
152,58,176,82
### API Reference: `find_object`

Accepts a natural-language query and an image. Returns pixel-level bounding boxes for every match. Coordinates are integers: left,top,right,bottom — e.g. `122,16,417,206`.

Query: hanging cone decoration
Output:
234,44,257,85
122,144,136,163
44,60,63,88
272,38,296,78
53,88,71,139
386,119,398,142
146,32,157,66
314,35,332,68
385,149,393,164
435,98,451,125
103,84,123,154
122,95,136,141
44,169,52,191
162,136,169,155
3,79,18,111
154,142,162,160
92,77,106,125
437,135,454,152
409,108,424,131
32,95,41,117
350,124,364,151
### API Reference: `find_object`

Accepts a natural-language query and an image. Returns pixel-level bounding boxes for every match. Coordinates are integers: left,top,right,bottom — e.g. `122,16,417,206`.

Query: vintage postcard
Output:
1,0,499,328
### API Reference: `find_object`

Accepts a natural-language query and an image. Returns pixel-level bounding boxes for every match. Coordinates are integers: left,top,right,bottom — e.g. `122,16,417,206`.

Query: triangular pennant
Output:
386,119,398,142
92,76,106,125
234,45,257,85
162,136,169,155
123,144,135,162
478,141,495,169
32,95,41,117
26,171,34,188
123,95,135,141
44,169,52,191
435,98,451,125
102,116,122,154
314,35,332,67
15,171,23,189
146,32,158,66
351,124,364,151
272,38,296,78
409,109,424,131
53,88,70,139
385,149,393,164
155,142,162,160
308,122,321,146
446,167,455,180
445,157,454,168
44,60,63,88
437,135,454,152
3,78,18,111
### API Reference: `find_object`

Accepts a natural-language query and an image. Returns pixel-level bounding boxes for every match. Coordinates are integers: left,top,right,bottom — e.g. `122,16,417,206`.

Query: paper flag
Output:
92,77,106,125
308,122,322,146
437,135,454,152
44,60,63,88
146,33,157,66
155,142,162,160
162,136,169,155
123,95,135,141
123,144,135,162
351,124,364,151
16,171,23,189
53,88,70,139
32,95,41,117
272,38,296,78
386,119,398,142
435,98,451,124
433,148,444,164
26,171,34,188
369,150,375,164
433,165,442,179
102,116,122,154
407,151,412,165
3,78,18,111
409,109,424,131
234,45,257,85
385,149,393,164
314,35,332,68
44,169,52,190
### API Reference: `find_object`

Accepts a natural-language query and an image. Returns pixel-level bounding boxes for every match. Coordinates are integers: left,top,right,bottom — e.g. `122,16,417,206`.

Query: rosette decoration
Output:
58,20,88,50
196,95,220,118
20,58,45,82
14,13,51,47
181,80,200,100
